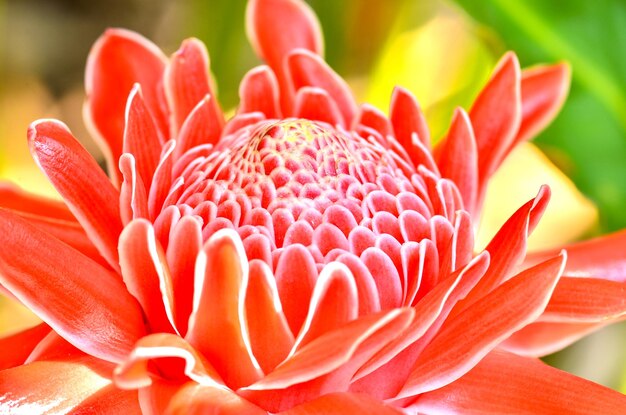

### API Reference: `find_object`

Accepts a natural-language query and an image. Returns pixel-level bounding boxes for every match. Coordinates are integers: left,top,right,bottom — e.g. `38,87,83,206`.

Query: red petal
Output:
354,104,393,138
292,263,358,351
71,385,141,415
293,87,344,125
453,186,550,313
166,216,202,336
435,108,478,213
513,63,571,147
246,260,295,374
148,140,176,220
28,120,123,271
185,230,263,389
238,65,282,118
0,323,50,370
0,182,73,221
0,357,115,413
165,38,224,137
526,229,626,283
118,219,176,334
85,29,168,179
119,154,150,224
246,0,323,112
174,95,218,159
114,333,223,389
469,52,521,201
397,254,565,397
390,87,431,149
0,209,146,363
279,392,403,415
123,84,162,185
286,50,357,126
415,349,626,415
502,321,605,357
146,380,266,415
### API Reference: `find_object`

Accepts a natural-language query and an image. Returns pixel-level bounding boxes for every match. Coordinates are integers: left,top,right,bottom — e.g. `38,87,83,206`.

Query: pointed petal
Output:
119,154,150,224
293,87,343,125
174,95,220,159
28,120,123,271
526,229,626,283
84,28,168,177
245,260,295,374
354,104,393,139
123,84,162,185
292,262,358,351
246,0,323,111
435,108,478,213
0,209,146,363
114,333,223,389
397,254,565,397
148,140,176,220
186,229,263,389
118,219,177,334
0,357,114,414
238,65,282,118
415,350,626,415
280,392,402,415
514,63,571,146
470,52,521,196
165,38,224,138
0,323,50,370
390,87,430,149
286,50,357,125
454,186,550,313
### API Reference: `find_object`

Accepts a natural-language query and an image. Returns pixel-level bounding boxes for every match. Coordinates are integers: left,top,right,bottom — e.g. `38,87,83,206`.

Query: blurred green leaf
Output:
453,0,626,232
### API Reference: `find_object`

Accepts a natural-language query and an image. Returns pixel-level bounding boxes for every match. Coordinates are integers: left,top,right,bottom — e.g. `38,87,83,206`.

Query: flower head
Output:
2,0,626,413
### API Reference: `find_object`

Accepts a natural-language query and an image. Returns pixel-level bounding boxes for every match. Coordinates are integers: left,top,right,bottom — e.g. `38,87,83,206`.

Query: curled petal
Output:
28,120,123,271
165,38,224,137
84,28,168,178
415,349,626,415
0,209,146,363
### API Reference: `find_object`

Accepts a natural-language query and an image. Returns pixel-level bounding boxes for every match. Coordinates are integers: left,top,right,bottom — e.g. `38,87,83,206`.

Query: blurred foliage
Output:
452,0,626,233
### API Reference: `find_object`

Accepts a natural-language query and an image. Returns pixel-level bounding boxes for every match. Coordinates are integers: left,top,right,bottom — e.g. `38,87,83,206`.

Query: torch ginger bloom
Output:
2,0,626,413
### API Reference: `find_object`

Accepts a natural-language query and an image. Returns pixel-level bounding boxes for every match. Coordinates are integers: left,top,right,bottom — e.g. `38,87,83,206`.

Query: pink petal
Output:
0,357,116,413
28,120,123,271
0,209,146,363
143,380,266,415
390,87,430,149
165,38,224,137
469,52,521,202
0,182,73,221
123,84,162,185
453,185,550,313
119,154,150,224
238,65,282,118
222,112,267,137
84,28,168,179
245,260,295,374
434,108,478,213
292,263,359,351
286,49,358,125
166,216,202,336
415,349,626,415
246,0,323,112
185,229,263,389
526,229,626,283
354,104,393,139
513,63,571,147
279,392,403,415
114,333,223,389
397,253,565,397
118,219,177,334
0,323,50,370
293,87,344,125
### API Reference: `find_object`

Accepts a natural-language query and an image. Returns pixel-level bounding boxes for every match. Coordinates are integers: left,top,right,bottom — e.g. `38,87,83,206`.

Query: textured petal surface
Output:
84,28,167,175
0,209,146,363
28,120,123,271
415,350,626,415
279,392,402,415
0,182,73,221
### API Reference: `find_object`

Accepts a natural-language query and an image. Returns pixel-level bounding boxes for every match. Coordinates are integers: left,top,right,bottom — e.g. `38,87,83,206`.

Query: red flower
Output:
1,0,626,413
